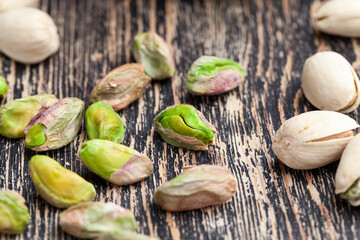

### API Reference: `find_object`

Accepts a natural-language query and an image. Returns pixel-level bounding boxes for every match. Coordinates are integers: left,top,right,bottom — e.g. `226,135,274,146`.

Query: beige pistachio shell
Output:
0,0,38,12
301,51,360,113
311,0,360,37
335,134,360,206
272,111,359,170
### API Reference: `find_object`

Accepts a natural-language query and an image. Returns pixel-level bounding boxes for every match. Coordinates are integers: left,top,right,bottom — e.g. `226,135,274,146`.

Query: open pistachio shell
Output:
89,64,151,111
0,190,30,234
154,104,216,150
79,139,153,185
29,155,96,208
24,97,84,151
0,94,58,138
302,51,360,113
185,56,245,95
272,110,359,170
154,165,237,212
0,76,8,106
0,0,38,13
60,202,136,238
85,101,125,143
133,32,175,80
335,134,360,206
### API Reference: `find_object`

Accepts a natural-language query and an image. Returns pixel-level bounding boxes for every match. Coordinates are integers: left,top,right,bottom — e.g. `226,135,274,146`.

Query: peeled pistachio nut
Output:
29,155,96,208
0,0,38,12
85,101,125,143
301,51,360,113
0,76,8,105
24,97,84,151
0,190,30,234
272,111,359,170
185,56,245,95
0,8,60,64
133,32,175,80
79,139,153,185
154,104,216,150
311,0,360,37
96,230,159,240
60,202,136,238
335,134,360,206
0,94,58,138
154,165,237,212
89,64,151,111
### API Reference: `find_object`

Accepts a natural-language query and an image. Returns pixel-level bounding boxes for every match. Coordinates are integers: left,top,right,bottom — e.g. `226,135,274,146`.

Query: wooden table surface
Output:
1,0,360,239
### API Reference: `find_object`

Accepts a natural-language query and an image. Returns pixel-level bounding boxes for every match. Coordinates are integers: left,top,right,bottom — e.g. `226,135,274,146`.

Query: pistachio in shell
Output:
89,63,151,111
154,165,237,212
133,32,175,80
0,190,30,234
79,139,153,185
154,104,216,150
185,56,245,95
85,101,125,143
29,155,96,208
0,76,8,106
60,202,136,238
24,97,84,151
272,110,359,170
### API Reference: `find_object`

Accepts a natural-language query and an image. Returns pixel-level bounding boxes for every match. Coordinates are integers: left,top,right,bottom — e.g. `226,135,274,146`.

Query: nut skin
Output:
85,101,125,143
133,32,175,80
0,76,8,106
154,104,216,150
24,97,84,151
60,202,136,239
79,139,153,185
301,51,360,113
89,64,151,111
29,155,96,208
272,111,359,170
0,94,58,138
0,7,60,64
0,190,30,234
311,0,360,37
154,165,237,212
185,56,245,95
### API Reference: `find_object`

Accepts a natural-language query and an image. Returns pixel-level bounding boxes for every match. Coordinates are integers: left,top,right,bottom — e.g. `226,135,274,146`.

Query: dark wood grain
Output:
1,0,360,239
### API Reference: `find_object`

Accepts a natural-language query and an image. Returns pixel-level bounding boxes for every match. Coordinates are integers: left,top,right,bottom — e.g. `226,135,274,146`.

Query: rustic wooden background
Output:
1,0,360,239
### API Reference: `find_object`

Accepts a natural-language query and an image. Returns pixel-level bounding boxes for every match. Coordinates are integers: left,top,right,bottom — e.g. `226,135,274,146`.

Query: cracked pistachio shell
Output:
60,202,136,238
96,230,159,240
29,155,96,208
0,94,58,138
154,104,216,150
335,134,360,206
311,0,360,37
185,56,245,95
0,190,30,234
0,0,38,12
0,8,60,64
79,139,153,185
85,101,125,143
301,51,360,113
272,111,359,170
133,32,175,80
0,76,8,106
89,64,151,111
24,97,84,151
154,165,237,212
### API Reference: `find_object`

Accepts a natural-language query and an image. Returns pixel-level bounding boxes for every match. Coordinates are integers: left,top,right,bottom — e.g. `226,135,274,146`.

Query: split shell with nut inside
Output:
272,111,359,170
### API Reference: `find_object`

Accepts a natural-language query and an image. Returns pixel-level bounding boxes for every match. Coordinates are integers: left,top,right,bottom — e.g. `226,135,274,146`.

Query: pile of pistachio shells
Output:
0,32,243,238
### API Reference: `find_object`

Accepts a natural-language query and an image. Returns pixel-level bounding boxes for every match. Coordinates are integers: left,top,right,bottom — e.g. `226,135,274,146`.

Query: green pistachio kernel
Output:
86,101,125,143
0,94,58,138
29,155,96,208
79,139,153,185
60,202,136,239
133,32,175,80
0,190,30,234
0,76,8,106
154,104,216,150
341,178,360,201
